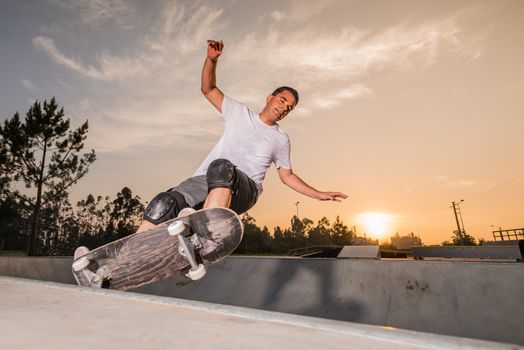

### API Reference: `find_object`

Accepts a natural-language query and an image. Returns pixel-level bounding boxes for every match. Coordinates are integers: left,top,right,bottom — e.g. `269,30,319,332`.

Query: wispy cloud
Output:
34,1,486,153
267,0,335,23
47,0,135,27
311,85,374,110
436,176,476,188
232,17,482,79
33,35,155,81
270,11,287,22
227,13,484,111
20,79,36,91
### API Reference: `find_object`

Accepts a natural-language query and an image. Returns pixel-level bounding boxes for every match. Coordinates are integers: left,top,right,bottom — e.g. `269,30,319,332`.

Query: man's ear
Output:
266,94,273,104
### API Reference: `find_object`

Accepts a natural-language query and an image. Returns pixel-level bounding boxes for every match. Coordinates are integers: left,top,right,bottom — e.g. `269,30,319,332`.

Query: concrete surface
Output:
1,276,521,350
1,256,523,345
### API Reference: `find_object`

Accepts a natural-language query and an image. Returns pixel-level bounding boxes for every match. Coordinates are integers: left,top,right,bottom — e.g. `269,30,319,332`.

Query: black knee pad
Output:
206,158,237,191
143,191,189,225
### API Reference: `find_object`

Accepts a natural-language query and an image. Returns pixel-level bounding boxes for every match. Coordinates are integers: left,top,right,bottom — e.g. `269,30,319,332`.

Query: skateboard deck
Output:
72,207,243,290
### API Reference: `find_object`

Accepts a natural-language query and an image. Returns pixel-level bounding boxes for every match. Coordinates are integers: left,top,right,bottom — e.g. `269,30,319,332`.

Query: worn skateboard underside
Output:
73,207,243,290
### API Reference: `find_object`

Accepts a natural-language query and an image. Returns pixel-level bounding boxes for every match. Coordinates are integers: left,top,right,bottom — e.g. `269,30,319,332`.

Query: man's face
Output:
266,90,297,122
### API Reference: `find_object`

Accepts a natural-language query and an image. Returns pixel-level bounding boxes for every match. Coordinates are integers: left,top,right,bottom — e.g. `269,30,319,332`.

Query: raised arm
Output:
201,40,225,112
277,167,348,201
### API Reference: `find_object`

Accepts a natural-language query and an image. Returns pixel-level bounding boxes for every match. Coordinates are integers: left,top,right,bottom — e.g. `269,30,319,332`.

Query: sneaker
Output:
178,207,196,218
73,246,90,260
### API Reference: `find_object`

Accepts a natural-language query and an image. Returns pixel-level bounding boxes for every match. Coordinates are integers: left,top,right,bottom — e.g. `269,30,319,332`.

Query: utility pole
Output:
451,200,466,245
295,202,300,219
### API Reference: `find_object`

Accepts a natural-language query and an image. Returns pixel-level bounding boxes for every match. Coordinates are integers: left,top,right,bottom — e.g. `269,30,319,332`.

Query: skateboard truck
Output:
168,221,207,281
72,252,111,288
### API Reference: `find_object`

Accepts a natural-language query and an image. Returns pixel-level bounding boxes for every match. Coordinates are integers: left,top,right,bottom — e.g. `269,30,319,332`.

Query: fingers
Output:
335,192,348,200
207,40,224,52
320,192,348,202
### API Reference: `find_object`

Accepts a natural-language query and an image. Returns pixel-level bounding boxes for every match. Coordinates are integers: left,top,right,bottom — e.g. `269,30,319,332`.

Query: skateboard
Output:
72,207,243,290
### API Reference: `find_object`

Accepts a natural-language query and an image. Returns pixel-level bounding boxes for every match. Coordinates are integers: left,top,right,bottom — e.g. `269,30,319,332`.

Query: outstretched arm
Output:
277,167,348,201
201,40,224,112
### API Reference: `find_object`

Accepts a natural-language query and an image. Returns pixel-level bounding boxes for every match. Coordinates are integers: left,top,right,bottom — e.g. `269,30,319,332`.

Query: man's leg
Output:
138,190,190,233
137,176,208,232
204,159,258,214
204,187,231,209
136,220,157,233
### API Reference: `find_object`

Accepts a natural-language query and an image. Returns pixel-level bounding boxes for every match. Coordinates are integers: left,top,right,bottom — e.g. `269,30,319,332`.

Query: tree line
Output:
0,187,144,256
236,213,354,255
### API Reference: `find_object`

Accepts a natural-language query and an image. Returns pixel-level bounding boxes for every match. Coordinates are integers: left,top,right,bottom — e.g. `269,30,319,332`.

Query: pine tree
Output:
0,98,96,255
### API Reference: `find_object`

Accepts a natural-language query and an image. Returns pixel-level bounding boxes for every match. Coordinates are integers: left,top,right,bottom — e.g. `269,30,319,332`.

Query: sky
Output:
1,0,523,244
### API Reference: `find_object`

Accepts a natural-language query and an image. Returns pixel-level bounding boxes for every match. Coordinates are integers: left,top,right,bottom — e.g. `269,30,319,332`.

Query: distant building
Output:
353,236,379,246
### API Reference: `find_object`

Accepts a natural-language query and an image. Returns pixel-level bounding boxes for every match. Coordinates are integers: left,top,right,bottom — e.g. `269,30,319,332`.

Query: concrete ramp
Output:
0,276,519,350
1,256,523,345
133,257,524,344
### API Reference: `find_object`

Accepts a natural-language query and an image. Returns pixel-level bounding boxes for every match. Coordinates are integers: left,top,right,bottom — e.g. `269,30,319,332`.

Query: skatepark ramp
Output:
1,255,523,346
2,276,519,350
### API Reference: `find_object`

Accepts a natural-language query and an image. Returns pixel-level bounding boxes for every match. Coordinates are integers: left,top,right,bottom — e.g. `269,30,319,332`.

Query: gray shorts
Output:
173,170,258,215
143,163,259,225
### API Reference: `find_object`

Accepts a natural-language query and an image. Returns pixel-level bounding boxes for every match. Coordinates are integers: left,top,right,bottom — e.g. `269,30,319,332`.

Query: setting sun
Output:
356,212,394,238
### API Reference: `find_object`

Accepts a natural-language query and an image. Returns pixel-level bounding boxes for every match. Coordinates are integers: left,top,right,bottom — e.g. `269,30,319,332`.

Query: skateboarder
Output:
137,40,347,233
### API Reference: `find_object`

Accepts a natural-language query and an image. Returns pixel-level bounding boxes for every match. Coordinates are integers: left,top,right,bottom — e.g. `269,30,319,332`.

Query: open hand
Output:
317,192,348,202
207,40,224,61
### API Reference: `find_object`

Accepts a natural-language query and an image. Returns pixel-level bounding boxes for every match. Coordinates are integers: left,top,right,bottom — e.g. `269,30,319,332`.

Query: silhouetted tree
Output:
236,213,273,254
451,230,477,246
331,215,354,246
290,215,313,248
38,190,74,255
105,187,144,241
308,217,333,246
0,194,30,251
390,232,422,249
0,98,96,255
272,226,288,253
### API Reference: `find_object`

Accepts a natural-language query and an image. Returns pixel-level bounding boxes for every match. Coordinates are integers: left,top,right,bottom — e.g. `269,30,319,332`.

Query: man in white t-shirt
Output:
138,40,347,232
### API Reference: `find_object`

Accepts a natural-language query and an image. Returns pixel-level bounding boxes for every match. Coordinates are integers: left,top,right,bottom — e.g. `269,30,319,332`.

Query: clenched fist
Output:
207,40,224,61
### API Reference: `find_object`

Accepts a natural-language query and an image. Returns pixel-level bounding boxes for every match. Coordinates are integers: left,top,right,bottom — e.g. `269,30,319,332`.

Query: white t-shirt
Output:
194,95,292,194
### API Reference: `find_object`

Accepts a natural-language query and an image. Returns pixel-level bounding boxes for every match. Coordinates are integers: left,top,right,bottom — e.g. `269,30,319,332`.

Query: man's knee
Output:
206,158,237,191
143,190,188,225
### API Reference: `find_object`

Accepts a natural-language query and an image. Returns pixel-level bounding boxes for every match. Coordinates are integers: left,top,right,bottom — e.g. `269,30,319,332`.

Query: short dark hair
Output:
272,86,299,105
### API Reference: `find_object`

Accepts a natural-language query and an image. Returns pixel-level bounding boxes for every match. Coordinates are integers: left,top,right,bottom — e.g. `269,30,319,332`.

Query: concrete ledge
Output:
338,245,380,258
0,255,76,284
412,246,523,260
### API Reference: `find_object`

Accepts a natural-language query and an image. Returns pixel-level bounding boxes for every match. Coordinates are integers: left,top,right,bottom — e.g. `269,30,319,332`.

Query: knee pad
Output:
143,191,188,225
206,158,237,191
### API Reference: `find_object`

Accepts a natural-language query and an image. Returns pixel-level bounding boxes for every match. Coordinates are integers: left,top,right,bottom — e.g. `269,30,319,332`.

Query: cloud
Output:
20,79,36,91
436,176,476,188
33,36,107,80
47,0,135,27
226,13,484,113
34,3,225,82
233,17,481,77
270,11,287,22
33,35,157,81
311,85,374,109
35,1,486,153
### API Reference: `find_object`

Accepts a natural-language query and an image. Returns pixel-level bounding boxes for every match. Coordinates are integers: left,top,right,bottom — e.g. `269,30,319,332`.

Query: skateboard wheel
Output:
186,263,206,280
168,221,186,236
72,257,90,272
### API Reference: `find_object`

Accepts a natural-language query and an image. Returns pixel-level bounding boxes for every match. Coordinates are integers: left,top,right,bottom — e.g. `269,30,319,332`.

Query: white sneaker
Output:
178,207,196,218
